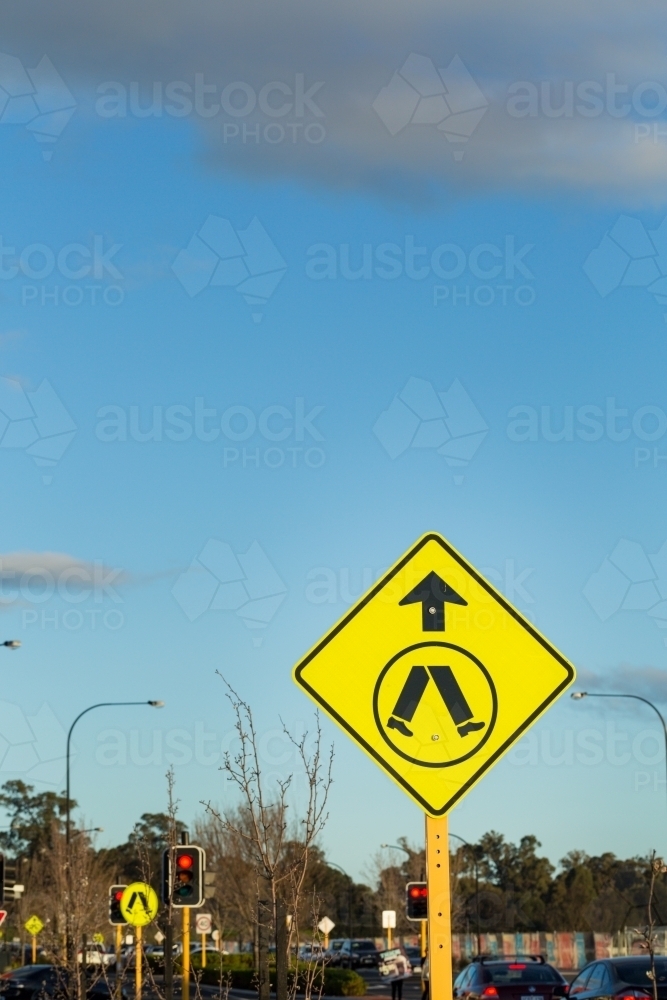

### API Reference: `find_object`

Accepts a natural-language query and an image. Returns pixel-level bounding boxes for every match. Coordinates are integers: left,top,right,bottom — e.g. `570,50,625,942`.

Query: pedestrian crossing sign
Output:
120,882,159,927
293,532,575,815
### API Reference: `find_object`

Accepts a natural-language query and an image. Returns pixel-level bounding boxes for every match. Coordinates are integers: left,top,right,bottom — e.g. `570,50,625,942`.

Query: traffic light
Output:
162,845,205,907
406,881,428,920
109,884,127,925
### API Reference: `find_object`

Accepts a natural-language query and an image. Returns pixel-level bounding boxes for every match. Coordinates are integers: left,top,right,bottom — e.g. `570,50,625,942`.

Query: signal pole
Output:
426,814,452,1000
135,926,142,1000
182,908,190,1000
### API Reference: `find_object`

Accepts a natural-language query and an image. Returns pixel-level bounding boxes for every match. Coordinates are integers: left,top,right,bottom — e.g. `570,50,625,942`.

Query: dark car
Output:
338,939,380,969
325,940,346,967
0,965,126,1000
454,956,568,1000
405,946,422,969
569,956,667,1000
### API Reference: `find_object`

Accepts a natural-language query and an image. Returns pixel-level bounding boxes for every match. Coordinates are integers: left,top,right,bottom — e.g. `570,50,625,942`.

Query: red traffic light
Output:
409,886,427,898
114,891,123,901
177,854,194,869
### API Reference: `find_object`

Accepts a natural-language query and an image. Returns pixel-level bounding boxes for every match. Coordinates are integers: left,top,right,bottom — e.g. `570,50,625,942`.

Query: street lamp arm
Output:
571,690,667,836
574,692,667,739
66,700,163,839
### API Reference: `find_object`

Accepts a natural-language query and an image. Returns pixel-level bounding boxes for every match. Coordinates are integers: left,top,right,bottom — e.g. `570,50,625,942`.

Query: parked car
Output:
0,965,127,1000
325,940,346,966
298,944,326,962
569,956,667,1000
404,945,423,969
453,956,568,1000
76,944,115,967
338,939,380,970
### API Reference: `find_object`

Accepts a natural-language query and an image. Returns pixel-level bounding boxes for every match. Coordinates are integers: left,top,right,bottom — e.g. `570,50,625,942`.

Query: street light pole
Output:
449,832,481,957
65,700,164,844
65,700,164,969
328,863,353,938
571,691,667,815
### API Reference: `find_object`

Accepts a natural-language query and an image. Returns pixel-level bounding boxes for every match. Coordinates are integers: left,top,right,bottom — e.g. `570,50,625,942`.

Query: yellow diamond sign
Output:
24,915,43,936
293,532,575,815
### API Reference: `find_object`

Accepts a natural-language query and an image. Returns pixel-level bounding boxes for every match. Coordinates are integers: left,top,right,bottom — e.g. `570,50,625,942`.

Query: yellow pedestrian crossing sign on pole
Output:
293,532,576,816
24,915,43,936
120,883,159,927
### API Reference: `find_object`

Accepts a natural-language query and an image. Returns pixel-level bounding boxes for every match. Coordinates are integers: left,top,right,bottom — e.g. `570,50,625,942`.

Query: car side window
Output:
454,969,469,989
570,966,593,994
585,965,604,994
598,965,613,991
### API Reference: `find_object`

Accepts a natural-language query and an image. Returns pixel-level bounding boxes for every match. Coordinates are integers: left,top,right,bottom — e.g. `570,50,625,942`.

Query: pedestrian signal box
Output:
406,882,428,921
109,884,127,925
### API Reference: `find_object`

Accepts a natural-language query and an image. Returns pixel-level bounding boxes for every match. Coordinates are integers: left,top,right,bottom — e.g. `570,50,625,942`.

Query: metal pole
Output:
80,933,87,1000
201,932,206,969
164,921,173,1000
276,898,287,1000
31,936,36,964
64,701,163,963
426,814,452,1000
135,926,142,1000
571,692,667,815
115,924,122,1000
449,831,481,956
182,907,190,1000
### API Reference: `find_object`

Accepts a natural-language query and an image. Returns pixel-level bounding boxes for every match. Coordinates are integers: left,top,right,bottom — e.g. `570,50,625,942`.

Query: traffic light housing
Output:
406,881,428,920
162,845,205,907
109,884,127,925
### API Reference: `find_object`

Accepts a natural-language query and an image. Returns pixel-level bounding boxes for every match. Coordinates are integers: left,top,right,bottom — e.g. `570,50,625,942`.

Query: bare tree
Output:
203,675,333,995
634,852,667,1000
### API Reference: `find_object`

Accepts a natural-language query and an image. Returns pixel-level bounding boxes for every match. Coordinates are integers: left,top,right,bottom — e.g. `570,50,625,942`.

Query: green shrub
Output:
190,964,365,995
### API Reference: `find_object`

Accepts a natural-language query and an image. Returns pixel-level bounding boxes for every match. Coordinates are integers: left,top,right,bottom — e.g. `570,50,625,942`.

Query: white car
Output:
77,943,116,966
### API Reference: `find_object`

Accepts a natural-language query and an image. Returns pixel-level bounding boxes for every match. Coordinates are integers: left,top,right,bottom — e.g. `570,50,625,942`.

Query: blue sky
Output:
1,7,667,880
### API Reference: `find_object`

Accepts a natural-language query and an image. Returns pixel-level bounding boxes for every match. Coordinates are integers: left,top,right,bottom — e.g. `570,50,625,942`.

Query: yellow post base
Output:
426,814,452,1000
182,907,190,1000
31,936,36,964
201,933,206,969
135,925,142,1000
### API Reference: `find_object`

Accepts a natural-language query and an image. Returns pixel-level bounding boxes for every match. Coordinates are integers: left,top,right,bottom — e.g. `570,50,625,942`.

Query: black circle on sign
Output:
373,641,498,768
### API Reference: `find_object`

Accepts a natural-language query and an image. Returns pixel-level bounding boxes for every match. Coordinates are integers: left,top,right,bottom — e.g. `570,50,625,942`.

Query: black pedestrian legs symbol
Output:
126,891,150,914
386,665,486,739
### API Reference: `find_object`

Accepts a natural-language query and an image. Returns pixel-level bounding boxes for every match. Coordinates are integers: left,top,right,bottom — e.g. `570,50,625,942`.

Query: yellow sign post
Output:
293,532,576,1000
120,882,159,1000
24,916,43,963
182,907,190,1000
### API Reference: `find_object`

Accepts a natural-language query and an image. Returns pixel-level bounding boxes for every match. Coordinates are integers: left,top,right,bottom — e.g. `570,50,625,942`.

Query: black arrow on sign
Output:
399,571,467,631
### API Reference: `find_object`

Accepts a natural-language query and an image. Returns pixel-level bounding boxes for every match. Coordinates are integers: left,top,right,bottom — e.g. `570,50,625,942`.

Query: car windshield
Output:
486,964,562,984
615,962,667,986
330,943,343,952
352,942,376,952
